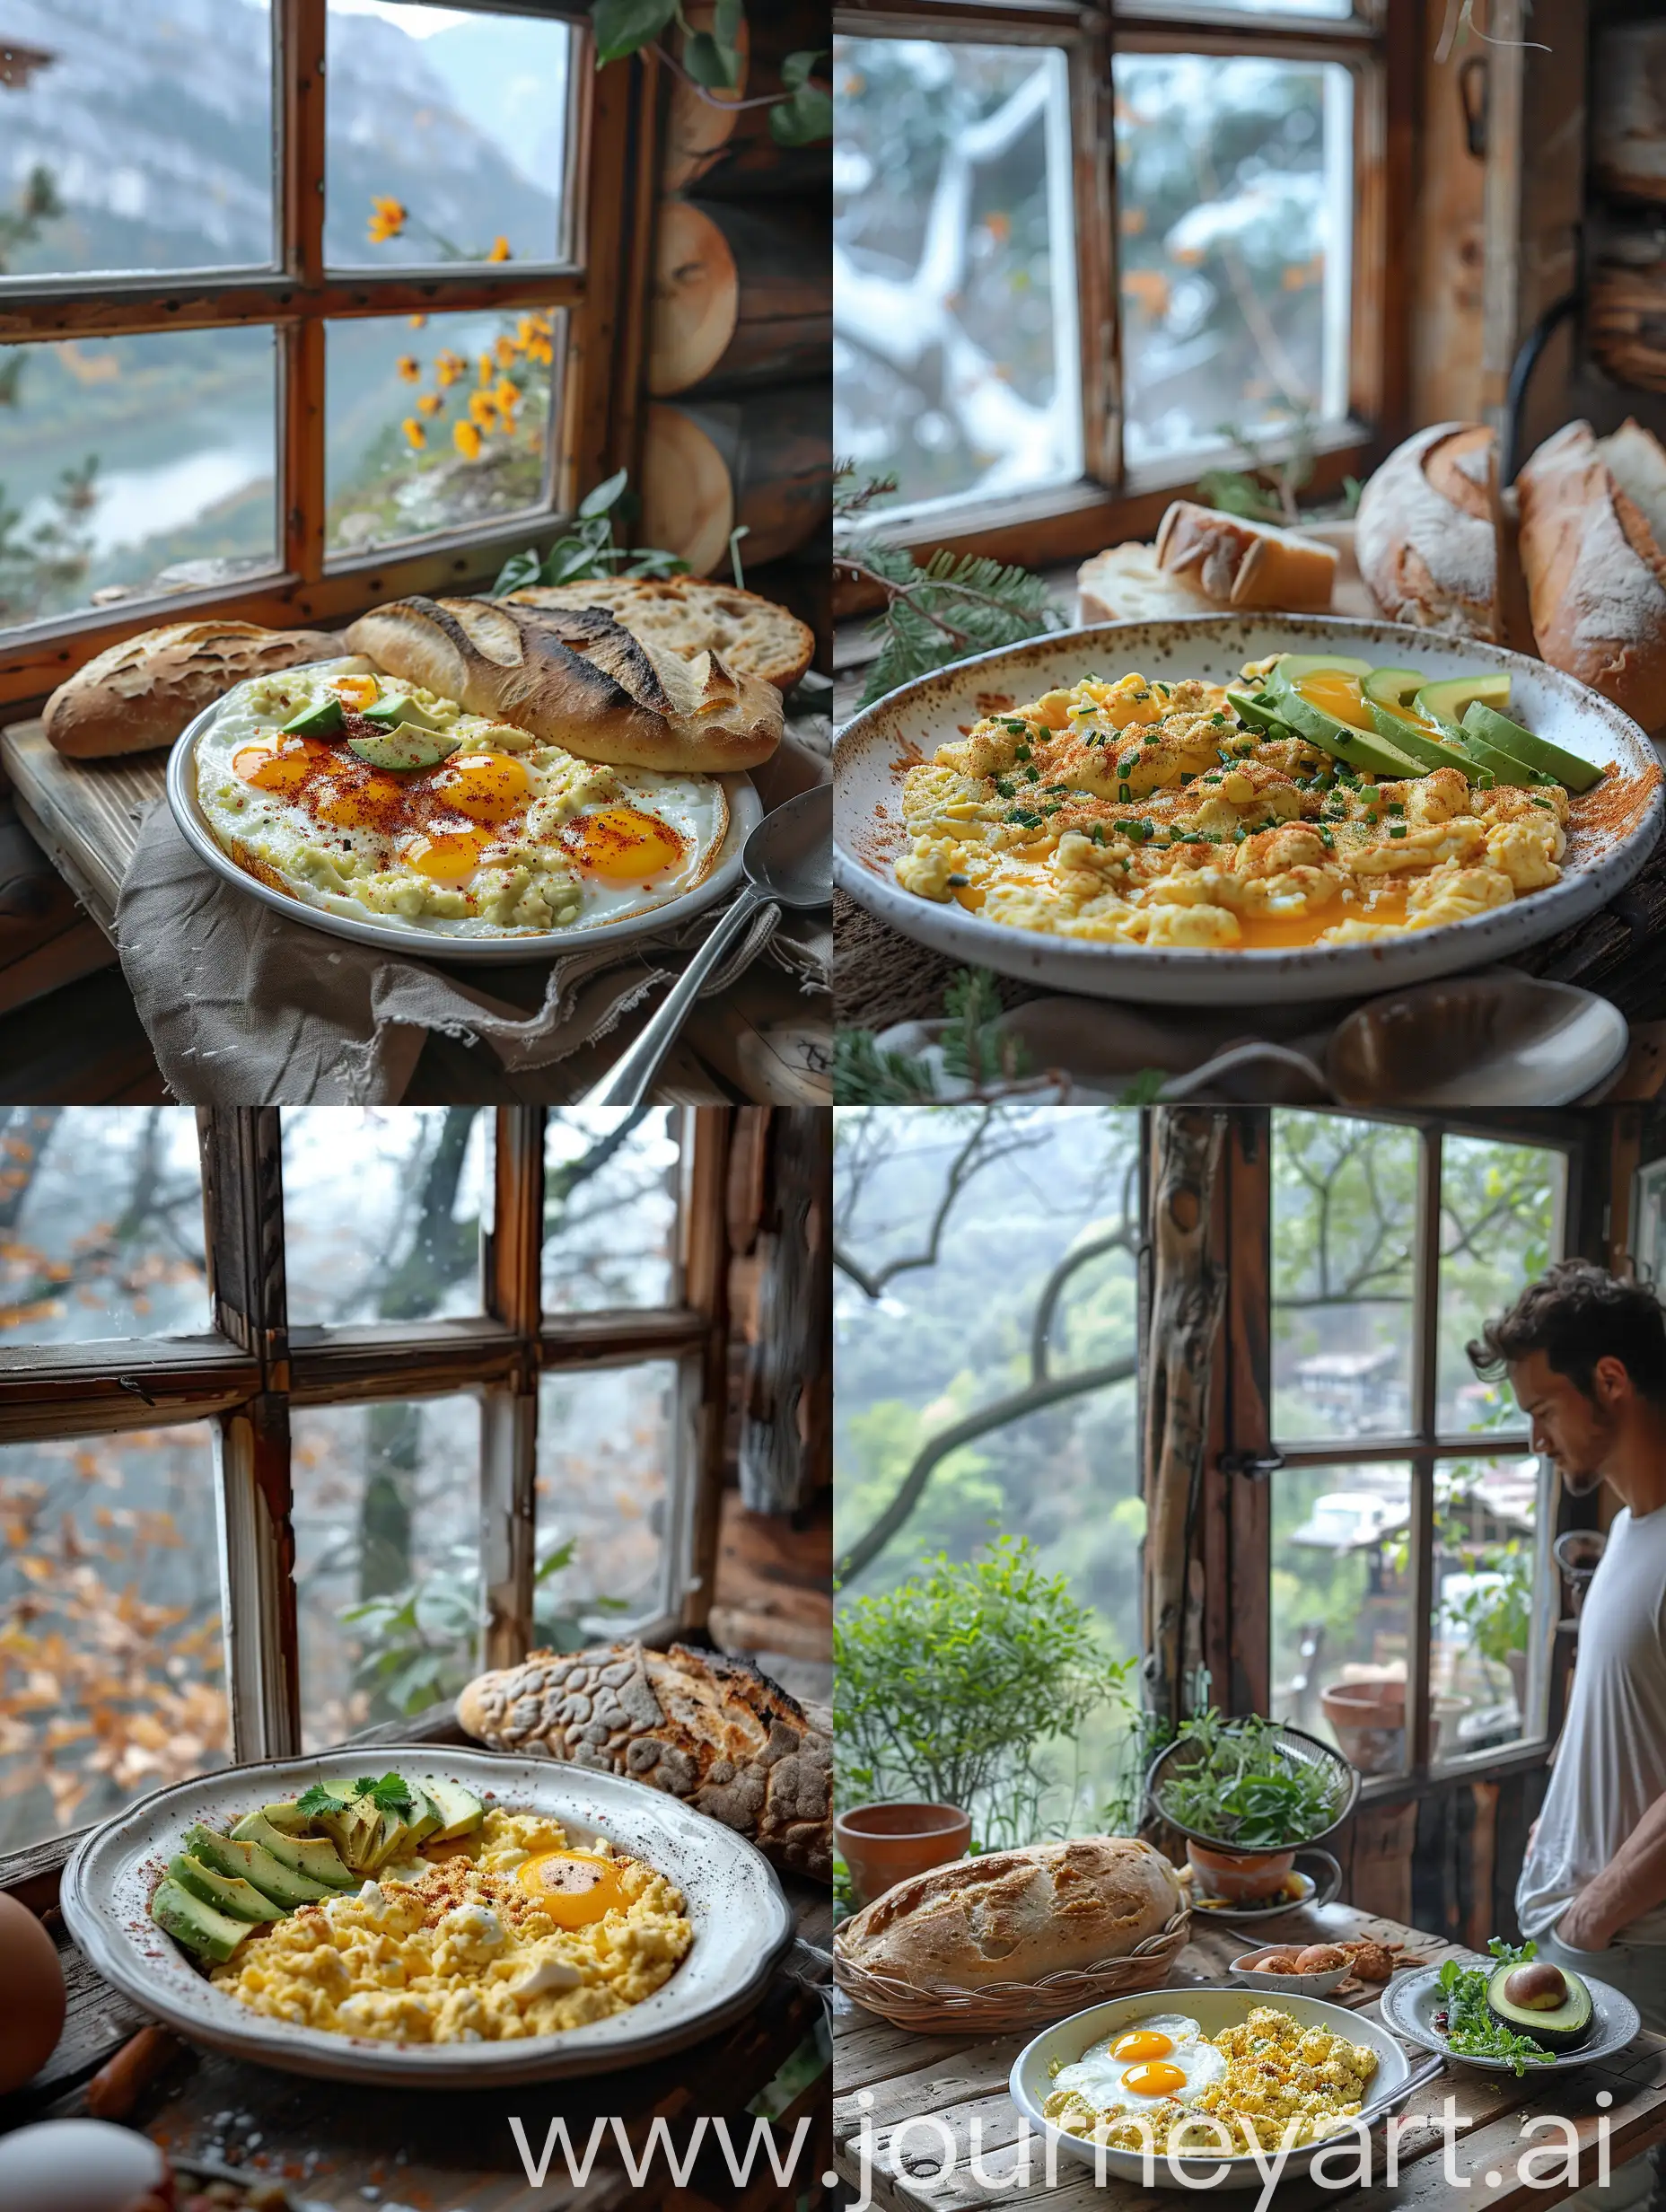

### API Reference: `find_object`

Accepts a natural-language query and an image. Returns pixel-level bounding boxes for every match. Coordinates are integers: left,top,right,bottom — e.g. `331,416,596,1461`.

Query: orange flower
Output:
453,419,483,461
468,389,499,430
434,350,465,388
416,391,443,417
493,377,520,417
477,352,494,387
494,334,517,369
367,195,407,244
401,417,425,450
486,235,512,262
396,355,422,382
525,335,554,366
408,312,427,329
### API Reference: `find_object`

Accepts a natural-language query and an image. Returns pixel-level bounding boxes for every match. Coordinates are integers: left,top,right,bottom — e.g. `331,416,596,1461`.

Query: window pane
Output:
542,1109,682,1314
0,1,276,278
535,1363,680,1638
1112,54,1354,470
324,2,572,269
0,1425,229,1850
1271,1113,1418,1443
0,1107,208,1344
282,1108,490,1328
833,38,1083,516
1272,1460,1411,1778
1433,1453,1551,1761
0,328,278,634
293,1394,479,1747
1437,1137,1565,1435
325,307,559,557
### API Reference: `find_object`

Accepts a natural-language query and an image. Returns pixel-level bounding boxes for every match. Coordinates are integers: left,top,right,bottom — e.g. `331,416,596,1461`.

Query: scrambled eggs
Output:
895,670,1573,950
208,1809,692,2042
1045,2004,1379,2155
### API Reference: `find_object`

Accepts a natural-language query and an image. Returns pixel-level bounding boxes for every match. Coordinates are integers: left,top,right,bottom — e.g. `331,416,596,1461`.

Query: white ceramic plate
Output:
61,1744,794,2087
1381,1963,1642,2076
836,616,1664,1005
1008,1985,1416,2191
168,678,762,966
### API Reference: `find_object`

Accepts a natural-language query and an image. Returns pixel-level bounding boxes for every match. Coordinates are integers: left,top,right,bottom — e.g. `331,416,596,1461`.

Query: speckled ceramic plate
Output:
1381,1963,1642,2075
836,616,1664,1005
61,1744,794,2086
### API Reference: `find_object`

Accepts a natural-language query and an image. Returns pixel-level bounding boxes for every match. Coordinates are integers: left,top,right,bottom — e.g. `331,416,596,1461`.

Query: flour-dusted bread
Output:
1355,422,1502,639
1154,501,1337,612
43,620,341,759
840,1837,1185,1991
456,1641,830,1881
508,576,815,692
1517,418,1666,734
1077,542,1219,625
346,595,782,773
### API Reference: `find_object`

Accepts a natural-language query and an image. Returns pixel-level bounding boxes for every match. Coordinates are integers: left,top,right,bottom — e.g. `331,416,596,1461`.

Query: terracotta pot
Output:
1322,1680,1406,1778
835,1802,971,1910
1186,1839,1296,1904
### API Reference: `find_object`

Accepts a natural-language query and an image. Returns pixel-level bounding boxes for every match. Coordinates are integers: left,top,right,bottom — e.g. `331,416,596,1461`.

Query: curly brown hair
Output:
1467,1259,1666,1405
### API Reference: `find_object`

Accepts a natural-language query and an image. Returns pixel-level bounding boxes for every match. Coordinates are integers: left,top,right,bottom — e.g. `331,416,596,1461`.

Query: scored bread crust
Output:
508,577,815,693
1517,419,1666,735
1154,500,1337,611
841,1837,1185,1990
456,1640,830,1882
1355,422,1502,639
344,595,783,773
44,620,343,759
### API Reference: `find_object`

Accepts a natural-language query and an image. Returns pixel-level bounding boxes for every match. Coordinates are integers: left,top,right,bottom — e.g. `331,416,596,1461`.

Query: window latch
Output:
1219,1447,1285,1481
118,1374,158,1406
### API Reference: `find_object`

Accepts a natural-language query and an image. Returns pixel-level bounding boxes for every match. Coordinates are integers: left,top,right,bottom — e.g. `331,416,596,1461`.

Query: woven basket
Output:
832,1906,1192,2034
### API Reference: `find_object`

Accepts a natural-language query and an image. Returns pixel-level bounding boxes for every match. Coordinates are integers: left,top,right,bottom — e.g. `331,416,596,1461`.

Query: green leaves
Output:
771,51,832,145
296,1782,345,1817
1436,1944,1553,2074
1155,1712,1346,1849
354,1771,415,1814
852,536,1063,708
590,0,677,66
490,467,689,594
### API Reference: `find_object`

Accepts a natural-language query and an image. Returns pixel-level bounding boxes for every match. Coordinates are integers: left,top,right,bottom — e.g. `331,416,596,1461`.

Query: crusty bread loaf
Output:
1154,500,1337,611
1518,417,1666,734
1355,422,1502,639
1077,542,1220,625
456,1641,829,1881
839,1837,1185,1991
44,620,341,759
346,595,781,773
508,576,815,692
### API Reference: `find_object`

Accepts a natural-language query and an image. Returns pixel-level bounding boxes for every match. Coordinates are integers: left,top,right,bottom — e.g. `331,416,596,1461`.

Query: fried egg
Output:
194,658,731,938
1053,2014,1227,2114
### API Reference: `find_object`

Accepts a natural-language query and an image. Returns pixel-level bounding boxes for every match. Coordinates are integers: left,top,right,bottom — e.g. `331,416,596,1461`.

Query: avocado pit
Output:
1486,1954,1593,2050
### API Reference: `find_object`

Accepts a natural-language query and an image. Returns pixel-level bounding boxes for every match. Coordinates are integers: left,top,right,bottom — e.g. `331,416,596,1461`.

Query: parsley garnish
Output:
355,1772,415,1814
296,1783,346,1817
1435,1942,1556,2076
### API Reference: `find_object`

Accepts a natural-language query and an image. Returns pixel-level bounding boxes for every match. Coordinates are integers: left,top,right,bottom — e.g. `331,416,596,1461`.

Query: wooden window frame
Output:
0,0,661,712
1210,1107,1596,1801
0,1106,732,1785
831,0,1416,584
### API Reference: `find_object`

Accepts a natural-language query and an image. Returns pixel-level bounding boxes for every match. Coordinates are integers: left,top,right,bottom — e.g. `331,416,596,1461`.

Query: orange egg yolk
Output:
232,735,333,794
432,750,530,825
514,1850,630,1927
1296,672,1373,731
1122,2060,1188,2097
334,673,381,711
1112,2029,1177,2062
563,805,684,883
402,829,489,881
313,769,407,829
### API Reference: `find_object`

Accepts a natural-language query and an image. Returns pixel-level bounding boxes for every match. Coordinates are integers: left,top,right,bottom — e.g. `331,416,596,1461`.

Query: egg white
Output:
1054,2014,1226,2114
192,657,731,938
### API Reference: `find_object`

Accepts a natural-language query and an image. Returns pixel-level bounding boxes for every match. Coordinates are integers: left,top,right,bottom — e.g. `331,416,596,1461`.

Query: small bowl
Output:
1229,1945,1351,1996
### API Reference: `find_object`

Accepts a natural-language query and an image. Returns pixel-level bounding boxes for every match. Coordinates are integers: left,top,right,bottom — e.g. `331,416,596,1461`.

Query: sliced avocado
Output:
1363,667,1428,711
424,1777,487,1843
345,727,460,771
1224,689,1295,737
1277,690,1430,781
257,1798,321,1836
312,1794,387,1875
185,1822,334,1908
168,1851,286,1925
1486,1957,1592,2050
231,1809,355,1891
1414,672,1513,732
1364,700,1484,778
1450,725,1543,789
1267,652,1375,684
361,690,442,733
400,1781,445,1853
152,1875,251,1965
1462,702,1602,794
281,697,344,738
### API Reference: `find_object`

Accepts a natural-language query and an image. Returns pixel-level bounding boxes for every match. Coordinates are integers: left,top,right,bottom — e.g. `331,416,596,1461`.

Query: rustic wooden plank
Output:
2,724,157,934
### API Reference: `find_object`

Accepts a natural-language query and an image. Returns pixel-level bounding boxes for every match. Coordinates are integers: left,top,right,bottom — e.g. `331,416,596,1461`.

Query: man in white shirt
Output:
1469,1259,1666,2211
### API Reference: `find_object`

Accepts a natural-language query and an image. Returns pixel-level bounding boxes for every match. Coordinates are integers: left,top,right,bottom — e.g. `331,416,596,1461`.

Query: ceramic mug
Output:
836,1802,972,1911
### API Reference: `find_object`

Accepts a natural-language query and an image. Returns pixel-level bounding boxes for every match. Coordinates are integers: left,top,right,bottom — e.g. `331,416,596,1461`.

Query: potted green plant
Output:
1446,1542,1534,1712
1147,1712,1356,1907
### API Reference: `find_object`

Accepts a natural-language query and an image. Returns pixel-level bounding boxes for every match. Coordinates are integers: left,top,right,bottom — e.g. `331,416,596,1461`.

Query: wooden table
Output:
833,1905,1666,2212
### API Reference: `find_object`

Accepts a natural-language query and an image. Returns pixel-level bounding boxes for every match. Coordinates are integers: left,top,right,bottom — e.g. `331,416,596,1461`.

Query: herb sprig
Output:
1435,1939,1556,2076
296,1772,413,1819
1154,1711,1346,1849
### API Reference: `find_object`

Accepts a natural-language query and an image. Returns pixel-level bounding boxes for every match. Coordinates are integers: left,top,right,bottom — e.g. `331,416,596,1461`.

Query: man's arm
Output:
1556,1786,1666,1948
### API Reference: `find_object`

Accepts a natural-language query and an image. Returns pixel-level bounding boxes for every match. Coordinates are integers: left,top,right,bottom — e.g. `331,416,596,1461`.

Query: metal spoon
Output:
580,782,831,1107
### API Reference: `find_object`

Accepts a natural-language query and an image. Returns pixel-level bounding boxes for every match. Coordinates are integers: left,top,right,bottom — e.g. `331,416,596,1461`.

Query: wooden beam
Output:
1223,1109,1273,1720
1407,1127,1442,1776
0,270,586,343
480,1108,546,1671
0,1337,262,1443
196,1110,289,1368
680,1108,733,1634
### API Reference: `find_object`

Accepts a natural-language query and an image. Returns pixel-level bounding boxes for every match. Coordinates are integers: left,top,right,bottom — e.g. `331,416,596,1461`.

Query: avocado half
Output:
1486,1957,1593,2050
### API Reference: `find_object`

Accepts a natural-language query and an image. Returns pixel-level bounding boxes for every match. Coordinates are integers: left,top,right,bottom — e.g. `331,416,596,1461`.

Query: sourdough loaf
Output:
839,1837,1185,1990
1077,542,1219,625
346,595,781,772
508,576,815,692
1517,417,1666,733
457,1641,830,1881
1355,422,1502,638
44,620,341,759
1154,501,1337,611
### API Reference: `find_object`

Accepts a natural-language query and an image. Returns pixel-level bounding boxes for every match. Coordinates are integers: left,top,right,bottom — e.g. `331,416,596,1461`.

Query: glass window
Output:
833,37,1083,517
1433,1453,1551,1762
325,307,559,557
535,1362,681,1639
0,1,276,280
1437,1137,1565,1435
281,1107,491,1329
1271,1113,1418,1443
1271,1459,1410,1776
0,327,278,634
1112,53,1354,470
324,2,573,271
541,1108,682,1314
0,1424,229,1852
291,1394,480,1746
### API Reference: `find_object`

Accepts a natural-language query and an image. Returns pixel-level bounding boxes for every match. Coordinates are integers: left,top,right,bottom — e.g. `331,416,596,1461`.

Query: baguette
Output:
345,594,782,773
44,620,341,759
1517,417,1666,733
1355,422,1502,639
508,576,815,692
1077,541,1220,625
1154,500,1337,611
